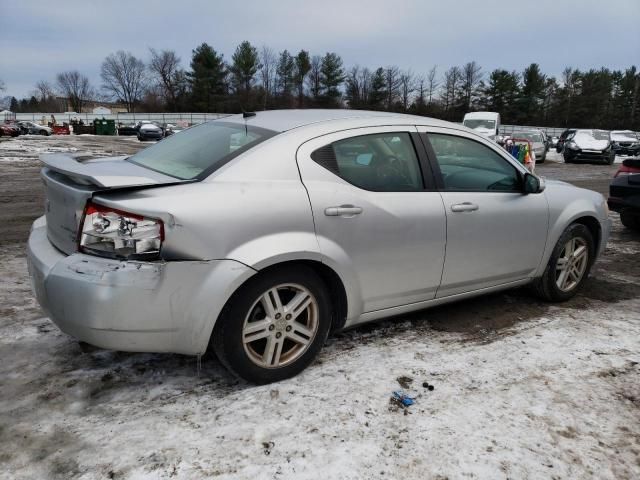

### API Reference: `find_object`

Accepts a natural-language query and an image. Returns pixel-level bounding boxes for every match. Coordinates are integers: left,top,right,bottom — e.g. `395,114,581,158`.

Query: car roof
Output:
217,109,454,133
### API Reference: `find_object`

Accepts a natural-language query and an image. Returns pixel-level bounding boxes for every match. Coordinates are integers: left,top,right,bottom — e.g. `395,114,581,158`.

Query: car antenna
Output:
242,110,256,134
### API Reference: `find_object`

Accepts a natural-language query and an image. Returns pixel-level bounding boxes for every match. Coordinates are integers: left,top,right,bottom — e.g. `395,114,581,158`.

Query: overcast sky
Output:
1,0,639,98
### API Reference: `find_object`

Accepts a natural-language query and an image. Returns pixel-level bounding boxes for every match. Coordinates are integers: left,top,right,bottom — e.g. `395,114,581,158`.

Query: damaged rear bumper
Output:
27,217,256,355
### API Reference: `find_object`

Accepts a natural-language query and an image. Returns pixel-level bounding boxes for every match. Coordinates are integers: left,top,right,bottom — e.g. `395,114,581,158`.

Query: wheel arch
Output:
206,258,352,355
572,215,602,256
536,211,604,277
255,260,349,333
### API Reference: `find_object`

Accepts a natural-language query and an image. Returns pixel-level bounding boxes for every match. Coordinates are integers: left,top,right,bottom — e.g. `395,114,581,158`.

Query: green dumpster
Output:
94,118,116,135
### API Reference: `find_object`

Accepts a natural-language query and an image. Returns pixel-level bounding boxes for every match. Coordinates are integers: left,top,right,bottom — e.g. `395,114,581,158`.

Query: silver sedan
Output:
28,110,611,383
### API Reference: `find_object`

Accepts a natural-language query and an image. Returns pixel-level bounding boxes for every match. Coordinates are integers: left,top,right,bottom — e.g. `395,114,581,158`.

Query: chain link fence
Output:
5,112,229,126
1,111,595,138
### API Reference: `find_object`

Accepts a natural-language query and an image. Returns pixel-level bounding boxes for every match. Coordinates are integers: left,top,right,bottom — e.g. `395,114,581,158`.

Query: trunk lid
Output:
41,153,188,255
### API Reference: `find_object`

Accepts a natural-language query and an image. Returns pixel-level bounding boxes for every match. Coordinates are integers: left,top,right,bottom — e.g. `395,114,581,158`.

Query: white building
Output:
92,106,112,115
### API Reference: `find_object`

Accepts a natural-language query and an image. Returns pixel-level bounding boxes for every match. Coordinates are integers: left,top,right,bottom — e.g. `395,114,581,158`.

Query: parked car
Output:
117,123,139,136
0,122,21,137
538,130,549,152
137,122,164,141
511,130,547,163
556,128,577,153
18,121,52,136
608,157,640,230
118,121,164,137
51,124,71,135
563,129,615,164
28,110,611,384
163,124,184,136
610,130,640,157
549,136,559,148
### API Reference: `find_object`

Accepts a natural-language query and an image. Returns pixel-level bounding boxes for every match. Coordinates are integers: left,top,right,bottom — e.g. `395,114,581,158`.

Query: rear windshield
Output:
574,130,609,142
127,121,277,180
515,132,543,142
463,119,496,130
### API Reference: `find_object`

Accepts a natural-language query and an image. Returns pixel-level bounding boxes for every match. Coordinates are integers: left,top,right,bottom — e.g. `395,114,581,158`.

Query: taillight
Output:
78,201,164,260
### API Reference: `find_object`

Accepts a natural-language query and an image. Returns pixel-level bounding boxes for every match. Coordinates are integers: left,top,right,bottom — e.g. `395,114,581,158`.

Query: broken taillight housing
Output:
79,201,164,260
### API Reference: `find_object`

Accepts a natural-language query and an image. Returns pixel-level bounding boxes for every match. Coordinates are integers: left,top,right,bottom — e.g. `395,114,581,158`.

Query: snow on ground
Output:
0,135,639,479
1,218,639,480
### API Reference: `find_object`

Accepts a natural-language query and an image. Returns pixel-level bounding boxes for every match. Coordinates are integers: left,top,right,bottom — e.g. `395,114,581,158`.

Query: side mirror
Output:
523,173,545,194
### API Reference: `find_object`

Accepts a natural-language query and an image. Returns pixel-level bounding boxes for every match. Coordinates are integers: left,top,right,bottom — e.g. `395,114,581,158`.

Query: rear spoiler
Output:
40,153,178,188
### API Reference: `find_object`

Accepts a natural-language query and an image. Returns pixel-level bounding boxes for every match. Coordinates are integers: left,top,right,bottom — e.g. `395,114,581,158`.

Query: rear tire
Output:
533,224,594,302
212,265,332,384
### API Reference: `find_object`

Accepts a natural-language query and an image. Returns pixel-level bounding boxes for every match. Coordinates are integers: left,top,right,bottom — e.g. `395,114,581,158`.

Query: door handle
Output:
451,202,479,213
324,205,363,217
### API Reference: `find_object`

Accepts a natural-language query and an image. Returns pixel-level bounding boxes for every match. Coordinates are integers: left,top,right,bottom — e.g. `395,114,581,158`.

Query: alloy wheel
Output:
555,237,589,292
242,283,319,369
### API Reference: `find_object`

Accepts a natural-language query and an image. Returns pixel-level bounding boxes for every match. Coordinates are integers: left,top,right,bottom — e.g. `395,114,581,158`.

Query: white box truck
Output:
462,112,501,141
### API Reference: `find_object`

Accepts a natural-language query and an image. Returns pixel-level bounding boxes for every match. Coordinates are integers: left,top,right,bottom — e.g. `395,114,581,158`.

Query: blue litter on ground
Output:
393,390,415,406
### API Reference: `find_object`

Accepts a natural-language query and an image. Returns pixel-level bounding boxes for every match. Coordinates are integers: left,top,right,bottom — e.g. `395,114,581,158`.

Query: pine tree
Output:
481,69,520,123
276,50,296,103
294,50,311,107
368,67,386,109
230,41,260,102
319,52,344,106
188,43,226,112
517,63,546,124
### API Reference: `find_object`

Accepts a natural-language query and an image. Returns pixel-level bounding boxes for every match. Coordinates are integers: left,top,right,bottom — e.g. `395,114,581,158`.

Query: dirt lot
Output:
0,135,638,479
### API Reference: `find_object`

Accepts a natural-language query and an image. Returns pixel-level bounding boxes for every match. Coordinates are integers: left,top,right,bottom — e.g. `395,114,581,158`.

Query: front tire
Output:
537,151,546,164
620,210,640,231
212,266,332,384
40,130,49,136
533,224,594,302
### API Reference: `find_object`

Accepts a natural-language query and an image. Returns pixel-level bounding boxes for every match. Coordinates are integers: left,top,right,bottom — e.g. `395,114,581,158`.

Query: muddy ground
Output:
0,135,638,479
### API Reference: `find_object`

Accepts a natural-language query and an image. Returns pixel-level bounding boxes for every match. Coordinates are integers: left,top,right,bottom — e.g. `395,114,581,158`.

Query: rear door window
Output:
311,132,424,191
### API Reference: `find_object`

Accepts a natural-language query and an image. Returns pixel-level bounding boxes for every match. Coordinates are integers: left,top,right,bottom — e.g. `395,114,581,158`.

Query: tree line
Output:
4,40,640,130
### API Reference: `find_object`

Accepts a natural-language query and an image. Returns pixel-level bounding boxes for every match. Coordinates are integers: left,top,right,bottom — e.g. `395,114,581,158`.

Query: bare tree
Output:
306,55,322,102
384,66,402,110
56,71,93,113
101,51,146,112
33,80,55,102
148,48,182,110
441,66,462,114
359,67,372,103
30,80,60,111
461,61,483,110
259,46,277,109
414,75,426,109
345,66,367,107
427,66,439,104
399,70,415,111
